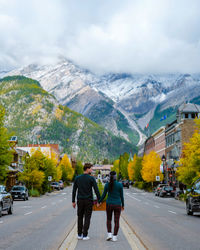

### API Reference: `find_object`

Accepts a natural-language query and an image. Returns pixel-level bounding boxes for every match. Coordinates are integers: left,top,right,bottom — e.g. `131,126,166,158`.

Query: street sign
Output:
156,176,160,181
48,176,52,182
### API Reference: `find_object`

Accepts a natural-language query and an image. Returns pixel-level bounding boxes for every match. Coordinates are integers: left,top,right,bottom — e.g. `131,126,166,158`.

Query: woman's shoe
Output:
112,235,118,242
106,233,112,241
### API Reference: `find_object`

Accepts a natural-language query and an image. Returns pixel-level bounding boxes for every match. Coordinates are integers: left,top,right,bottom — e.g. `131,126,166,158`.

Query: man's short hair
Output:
83,163,93,171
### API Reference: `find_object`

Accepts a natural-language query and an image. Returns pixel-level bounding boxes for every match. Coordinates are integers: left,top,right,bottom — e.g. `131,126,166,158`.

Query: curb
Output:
121,215,147,250
58,220,77,250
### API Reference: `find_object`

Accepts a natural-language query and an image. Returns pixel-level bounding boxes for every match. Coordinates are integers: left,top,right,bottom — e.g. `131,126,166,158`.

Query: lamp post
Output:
161,155,167,184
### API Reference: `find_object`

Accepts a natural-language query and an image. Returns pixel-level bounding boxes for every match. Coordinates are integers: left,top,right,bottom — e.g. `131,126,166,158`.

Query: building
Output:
165,103,200,185
152,126,166,158
143,136,155,155
7,137,28,190
17,144,60,162
92,165,112,177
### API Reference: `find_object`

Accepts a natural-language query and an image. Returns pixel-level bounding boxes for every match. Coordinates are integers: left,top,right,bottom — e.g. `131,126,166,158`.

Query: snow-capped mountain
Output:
6,59,200,145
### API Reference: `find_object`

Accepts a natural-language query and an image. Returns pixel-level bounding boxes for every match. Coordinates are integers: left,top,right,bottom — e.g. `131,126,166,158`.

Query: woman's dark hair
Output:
109,171,116,192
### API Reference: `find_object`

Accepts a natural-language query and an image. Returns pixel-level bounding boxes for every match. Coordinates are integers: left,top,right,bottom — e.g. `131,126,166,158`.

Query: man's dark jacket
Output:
72,174,100,202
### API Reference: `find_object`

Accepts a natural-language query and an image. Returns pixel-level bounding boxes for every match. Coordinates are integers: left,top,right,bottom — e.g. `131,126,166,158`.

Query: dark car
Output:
159,186,175,197
155,184,168,196
11,186,29,201
186,179,200,215
58,180,64,190
122,180,129,189
0,185,13,217
51,182,60,190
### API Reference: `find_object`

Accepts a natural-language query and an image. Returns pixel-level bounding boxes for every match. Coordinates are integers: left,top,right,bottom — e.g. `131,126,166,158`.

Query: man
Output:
72,163,100,240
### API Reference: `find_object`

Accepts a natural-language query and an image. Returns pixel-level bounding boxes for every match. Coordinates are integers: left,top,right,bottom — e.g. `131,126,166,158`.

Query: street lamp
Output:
161,155,167,184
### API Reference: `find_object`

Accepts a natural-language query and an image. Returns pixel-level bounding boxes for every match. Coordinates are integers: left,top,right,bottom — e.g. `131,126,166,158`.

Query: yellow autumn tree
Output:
142,151,163,185
177,118,200,185
128,154,137,181
59,154,74,181
56,164,62,181
111,159,120,176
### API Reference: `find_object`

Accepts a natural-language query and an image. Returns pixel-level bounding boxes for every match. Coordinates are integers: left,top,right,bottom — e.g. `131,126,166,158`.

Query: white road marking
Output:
168,210,177,214
154,205,160,208
51,202,56,205
64,198,67,200
61,193,66,195
145,202,149,205
126,193,141,202
0,221,3,224
24,212,32,216
59,200,63,202
41,206,47,209
21,206,32,208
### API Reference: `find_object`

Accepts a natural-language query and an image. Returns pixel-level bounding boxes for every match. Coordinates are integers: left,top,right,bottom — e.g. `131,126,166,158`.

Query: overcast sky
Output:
0,0,200,74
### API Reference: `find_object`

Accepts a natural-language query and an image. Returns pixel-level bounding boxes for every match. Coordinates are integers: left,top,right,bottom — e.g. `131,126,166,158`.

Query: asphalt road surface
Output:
123,187,200,250
0,187,75,250
1,185,200,250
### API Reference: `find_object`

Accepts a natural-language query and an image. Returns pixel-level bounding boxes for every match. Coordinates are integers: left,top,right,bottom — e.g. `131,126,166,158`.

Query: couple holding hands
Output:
72,163,124,242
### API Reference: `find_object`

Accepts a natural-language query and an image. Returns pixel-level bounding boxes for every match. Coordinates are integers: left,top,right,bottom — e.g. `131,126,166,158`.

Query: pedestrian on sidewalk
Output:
98,171,124,242
72,163,101,241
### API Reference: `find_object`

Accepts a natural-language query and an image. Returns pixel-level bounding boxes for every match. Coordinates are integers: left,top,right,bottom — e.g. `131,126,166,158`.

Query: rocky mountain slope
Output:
6,61,140,145
0,76,137,162
6,59,200,142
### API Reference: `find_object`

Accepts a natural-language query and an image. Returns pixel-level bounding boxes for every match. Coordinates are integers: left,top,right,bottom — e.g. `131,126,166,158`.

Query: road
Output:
123,187,200,250
0,187,75,250
1,186,200,250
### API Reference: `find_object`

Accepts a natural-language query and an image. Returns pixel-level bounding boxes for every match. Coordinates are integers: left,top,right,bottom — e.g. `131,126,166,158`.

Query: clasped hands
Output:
96,202,101,207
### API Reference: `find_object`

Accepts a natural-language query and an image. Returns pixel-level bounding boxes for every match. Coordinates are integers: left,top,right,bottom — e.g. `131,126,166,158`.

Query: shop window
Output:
185,113,188,118
191,113,195,119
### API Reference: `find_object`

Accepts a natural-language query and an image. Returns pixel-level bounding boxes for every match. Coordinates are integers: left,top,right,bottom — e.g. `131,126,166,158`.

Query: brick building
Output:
152,126,166,158
165,103,200,185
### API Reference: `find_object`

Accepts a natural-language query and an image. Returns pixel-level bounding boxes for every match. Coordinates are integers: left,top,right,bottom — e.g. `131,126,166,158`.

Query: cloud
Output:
0,0,200,74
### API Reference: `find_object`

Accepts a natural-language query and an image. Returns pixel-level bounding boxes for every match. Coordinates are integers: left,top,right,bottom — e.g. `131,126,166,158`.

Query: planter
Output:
93,200,106,211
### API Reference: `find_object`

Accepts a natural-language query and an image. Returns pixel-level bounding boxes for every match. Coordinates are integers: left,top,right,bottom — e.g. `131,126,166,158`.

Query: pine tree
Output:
0,106,13,182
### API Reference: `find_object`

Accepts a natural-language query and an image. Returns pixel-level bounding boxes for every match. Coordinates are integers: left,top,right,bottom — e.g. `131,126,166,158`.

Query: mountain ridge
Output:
5,59,200,143
0,75,137,162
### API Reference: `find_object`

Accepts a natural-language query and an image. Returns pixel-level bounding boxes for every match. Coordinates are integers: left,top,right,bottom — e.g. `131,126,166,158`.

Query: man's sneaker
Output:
83,236,90,241
106,233,112,241
77,235,83,240
112,235,118,242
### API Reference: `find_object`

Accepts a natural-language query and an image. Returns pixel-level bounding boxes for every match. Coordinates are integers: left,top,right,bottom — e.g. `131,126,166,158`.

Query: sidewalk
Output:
75,211,132,250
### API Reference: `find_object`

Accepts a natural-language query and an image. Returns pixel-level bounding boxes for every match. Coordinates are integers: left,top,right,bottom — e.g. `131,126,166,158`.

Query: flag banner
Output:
160,115,167,121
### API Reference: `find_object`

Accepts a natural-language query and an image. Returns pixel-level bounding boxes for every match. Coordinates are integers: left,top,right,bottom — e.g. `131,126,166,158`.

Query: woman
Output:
99,171,124,242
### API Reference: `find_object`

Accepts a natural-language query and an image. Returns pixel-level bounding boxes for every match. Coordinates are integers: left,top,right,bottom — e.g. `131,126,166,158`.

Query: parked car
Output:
11,186,29,201
51,182,60,190
0,185,13,217
58,180,64,190
159,186,176,197
155,184,168,196
122,180,129,188
186,178,200,215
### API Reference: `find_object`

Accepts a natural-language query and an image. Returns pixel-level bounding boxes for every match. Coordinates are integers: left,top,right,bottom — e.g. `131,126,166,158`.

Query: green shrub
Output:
133,181,152,191
178,193,187,201
29,189,40,197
